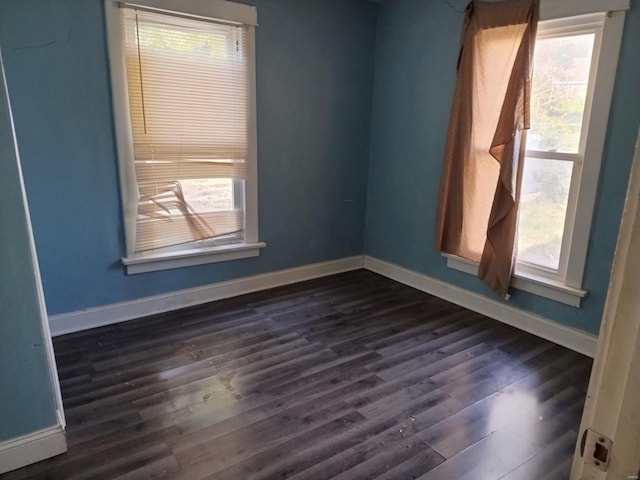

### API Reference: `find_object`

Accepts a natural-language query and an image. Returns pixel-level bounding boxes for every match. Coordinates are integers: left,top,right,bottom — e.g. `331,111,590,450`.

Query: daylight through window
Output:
121,8,249,253
516,14,601,283
106,0,261,273
443,8,627,305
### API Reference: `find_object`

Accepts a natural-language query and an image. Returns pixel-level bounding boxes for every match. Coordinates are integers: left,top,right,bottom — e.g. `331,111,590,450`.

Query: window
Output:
446,9,627,306
105,0,263,274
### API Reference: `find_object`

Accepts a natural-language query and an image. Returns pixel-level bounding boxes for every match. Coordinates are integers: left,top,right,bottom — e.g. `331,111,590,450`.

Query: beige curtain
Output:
435,0,539,297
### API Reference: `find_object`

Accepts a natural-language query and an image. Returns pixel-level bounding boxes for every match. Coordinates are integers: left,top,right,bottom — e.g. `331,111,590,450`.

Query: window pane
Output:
528,33,595,153
517,158,573,270
121,8,250,252
180,178,235,212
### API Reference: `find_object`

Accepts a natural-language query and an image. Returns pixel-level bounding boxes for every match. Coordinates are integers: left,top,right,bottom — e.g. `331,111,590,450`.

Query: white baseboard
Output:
364,256,598,358
49,256,365,337
0,425,67,474
49,254,597,357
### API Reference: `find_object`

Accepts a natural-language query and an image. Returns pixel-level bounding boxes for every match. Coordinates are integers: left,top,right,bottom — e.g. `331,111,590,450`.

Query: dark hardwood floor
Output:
3,270,592,480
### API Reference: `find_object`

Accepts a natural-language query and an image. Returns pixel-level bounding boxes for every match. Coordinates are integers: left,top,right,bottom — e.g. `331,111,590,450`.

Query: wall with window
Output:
0,0,377,315
364,0,640,335
1,0,638,337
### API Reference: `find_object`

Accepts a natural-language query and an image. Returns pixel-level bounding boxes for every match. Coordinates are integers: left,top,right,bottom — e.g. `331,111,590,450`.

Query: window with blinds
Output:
119,6,250,253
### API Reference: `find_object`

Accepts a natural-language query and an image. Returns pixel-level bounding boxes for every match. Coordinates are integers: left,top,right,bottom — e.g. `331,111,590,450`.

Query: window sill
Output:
443,254,587,307
122,241,267,274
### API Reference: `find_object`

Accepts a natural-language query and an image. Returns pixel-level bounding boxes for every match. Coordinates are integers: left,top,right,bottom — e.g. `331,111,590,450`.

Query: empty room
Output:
1,0,639,479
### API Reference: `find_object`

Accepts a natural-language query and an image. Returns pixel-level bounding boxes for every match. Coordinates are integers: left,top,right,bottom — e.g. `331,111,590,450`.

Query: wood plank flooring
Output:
2,270,592,480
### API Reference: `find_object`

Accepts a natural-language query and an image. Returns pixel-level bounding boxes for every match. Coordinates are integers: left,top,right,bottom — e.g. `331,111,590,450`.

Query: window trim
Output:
539,0,628,22
562,10,625,289
443,8,627,306
104,0,263,274
108,0,258,26
123,241,267,274
517,13,605,285
445,254,587,307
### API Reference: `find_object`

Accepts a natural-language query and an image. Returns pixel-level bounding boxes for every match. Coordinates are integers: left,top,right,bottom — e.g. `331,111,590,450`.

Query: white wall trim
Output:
49,256,364,336
109,0,259,26
364,256,597,358
443,253,588,307
0,425,66,475
123,242,267,274
50,253,597,357
540,0,629,21
0,49,66,433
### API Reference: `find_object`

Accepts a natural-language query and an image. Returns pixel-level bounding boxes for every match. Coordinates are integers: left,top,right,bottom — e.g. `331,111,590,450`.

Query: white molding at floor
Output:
364,255,598,358
49,256,365,337
49,253,597,357
0,425,66,475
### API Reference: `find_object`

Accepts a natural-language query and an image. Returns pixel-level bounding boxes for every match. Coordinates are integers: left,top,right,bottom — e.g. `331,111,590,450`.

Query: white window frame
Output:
445,4,628,307
104,0,264,275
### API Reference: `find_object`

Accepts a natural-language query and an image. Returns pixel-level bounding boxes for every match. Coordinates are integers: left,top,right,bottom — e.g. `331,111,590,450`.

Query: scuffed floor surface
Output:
3,270,591,479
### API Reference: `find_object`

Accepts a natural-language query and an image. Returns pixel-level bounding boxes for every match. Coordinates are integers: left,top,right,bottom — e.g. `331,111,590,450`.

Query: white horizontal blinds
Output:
121,6,248,252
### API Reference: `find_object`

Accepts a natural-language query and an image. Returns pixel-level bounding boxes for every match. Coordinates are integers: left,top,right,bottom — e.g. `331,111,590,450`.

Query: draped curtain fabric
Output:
435,0,539,297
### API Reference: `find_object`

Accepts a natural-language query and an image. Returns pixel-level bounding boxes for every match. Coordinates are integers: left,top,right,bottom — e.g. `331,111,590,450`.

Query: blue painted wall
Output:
0,0,377,316
1,0,638,336
364,0,640,335
0,52,58,442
